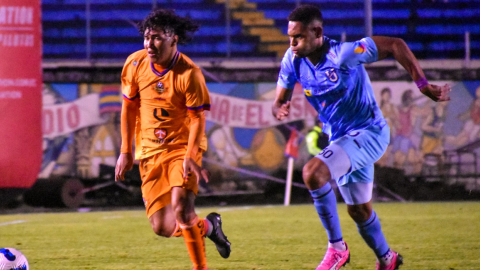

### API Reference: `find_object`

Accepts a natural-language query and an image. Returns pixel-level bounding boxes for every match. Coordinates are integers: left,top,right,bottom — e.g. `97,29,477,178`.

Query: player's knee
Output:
302,159,330,190
150,221,172,238
347,204,372,223
173,203,196,225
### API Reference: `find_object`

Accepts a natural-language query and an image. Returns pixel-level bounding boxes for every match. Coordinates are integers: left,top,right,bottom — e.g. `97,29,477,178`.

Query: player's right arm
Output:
273,49,296,120
115,54,140,181
115,97,138,181
372,36,451,102
272,85,293,121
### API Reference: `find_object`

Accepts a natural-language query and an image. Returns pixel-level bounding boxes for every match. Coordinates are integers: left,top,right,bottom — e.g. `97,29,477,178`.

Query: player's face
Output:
287,21,322,59
144,27,178,66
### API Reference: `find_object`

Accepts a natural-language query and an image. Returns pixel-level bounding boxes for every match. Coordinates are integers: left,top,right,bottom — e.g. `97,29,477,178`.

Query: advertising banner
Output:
43,94,106,139
206,92,317,128
0,1,42,188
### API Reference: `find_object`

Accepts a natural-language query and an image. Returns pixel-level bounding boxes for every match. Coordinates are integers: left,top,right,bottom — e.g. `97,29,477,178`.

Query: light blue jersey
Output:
278,36,391,188
278,36,386,141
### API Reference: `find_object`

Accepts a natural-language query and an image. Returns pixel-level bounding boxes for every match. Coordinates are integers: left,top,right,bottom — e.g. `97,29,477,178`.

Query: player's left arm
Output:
184,109,209,183
372,36,451,102
183,68,210,183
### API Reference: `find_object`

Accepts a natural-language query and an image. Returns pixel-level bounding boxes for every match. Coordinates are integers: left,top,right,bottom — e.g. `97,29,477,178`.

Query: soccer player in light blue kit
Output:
272,5,451,270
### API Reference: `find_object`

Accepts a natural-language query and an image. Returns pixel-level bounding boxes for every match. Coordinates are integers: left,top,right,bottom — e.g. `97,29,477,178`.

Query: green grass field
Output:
1,202,479,270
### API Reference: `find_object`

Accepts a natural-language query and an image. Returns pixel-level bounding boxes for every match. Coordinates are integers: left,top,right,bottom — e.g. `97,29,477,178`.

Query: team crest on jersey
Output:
154,81,165,94
304,89,312,97
325,68,338,82
154,128,167,139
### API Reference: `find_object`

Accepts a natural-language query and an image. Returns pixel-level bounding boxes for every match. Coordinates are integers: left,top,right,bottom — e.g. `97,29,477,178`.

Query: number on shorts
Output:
320,147,333,158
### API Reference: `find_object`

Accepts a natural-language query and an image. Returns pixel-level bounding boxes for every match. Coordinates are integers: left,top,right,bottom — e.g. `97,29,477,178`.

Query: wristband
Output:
415,77,429,90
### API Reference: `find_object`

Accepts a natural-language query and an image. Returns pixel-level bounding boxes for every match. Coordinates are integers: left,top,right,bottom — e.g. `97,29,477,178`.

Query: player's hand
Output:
183,157,210,184
272,101,291,120
115,153,134,181
421,84,451,102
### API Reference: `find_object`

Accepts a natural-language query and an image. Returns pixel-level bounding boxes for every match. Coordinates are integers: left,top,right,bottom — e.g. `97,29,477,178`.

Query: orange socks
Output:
170,222,183,237
179,216,207,270
171,219,209,237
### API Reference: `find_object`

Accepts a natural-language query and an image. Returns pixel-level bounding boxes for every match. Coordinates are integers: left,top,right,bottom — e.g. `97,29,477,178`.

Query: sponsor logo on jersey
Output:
325,68,338,82
153,108,169,122
304,89,312,97
354,44,366,54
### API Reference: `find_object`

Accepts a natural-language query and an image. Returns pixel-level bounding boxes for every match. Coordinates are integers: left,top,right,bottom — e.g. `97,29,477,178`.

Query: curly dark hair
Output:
138,9,200,44
288,4,323,26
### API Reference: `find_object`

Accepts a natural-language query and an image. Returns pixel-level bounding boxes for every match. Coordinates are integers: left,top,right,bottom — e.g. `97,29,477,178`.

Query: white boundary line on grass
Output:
197,205,279,214
0,220,26,226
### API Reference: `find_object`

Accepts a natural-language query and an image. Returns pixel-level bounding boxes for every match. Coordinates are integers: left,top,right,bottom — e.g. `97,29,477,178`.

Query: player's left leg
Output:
169,149,231,269
335,123,403,269
172,187,208,270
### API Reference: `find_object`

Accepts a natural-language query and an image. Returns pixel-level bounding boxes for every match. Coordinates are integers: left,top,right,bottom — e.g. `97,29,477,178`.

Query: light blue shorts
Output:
338,182,374,205
315,124,390,204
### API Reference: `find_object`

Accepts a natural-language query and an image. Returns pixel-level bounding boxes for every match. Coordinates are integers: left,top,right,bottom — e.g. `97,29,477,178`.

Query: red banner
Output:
0,1,42,188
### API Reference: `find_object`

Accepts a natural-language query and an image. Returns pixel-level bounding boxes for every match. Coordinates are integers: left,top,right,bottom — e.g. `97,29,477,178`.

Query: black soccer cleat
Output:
206,212,231,259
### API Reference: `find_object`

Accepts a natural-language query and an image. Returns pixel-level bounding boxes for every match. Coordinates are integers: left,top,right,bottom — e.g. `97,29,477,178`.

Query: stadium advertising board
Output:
207,93,317,128
0,1,42,188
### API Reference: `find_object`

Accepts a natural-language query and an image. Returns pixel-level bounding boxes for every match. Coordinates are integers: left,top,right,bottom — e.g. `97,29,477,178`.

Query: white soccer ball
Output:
0,248,29,270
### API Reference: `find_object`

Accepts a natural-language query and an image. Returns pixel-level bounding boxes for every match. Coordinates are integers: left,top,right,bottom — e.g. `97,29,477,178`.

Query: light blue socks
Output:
309,182,343,243
357,211,389,258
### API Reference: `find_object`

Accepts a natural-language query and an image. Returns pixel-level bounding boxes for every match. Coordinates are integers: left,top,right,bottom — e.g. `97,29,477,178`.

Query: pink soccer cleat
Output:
315,243,350,270
375,251,403,270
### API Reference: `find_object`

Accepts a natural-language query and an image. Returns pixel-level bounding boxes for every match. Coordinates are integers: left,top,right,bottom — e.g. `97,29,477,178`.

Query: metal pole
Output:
364,0,372,37
225,0,231,58
86,0,91,60
465,31,471,68
284,157,295,206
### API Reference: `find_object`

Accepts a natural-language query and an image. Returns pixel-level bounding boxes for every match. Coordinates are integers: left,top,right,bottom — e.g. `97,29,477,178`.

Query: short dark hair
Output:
138,9,200,44
288,4,323,26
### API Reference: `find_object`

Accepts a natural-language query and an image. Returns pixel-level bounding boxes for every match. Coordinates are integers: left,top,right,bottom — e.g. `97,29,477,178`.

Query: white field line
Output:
197,204,279,214
102,215,124,219
0,220,27,226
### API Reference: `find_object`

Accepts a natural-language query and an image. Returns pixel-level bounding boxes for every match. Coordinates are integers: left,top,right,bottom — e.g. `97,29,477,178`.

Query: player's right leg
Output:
303,152,350,270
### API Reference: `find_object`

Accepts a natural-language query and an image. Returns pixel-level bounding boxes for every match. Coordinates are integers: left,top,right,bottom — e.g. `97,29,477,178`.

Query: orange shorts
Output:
139,147,203,218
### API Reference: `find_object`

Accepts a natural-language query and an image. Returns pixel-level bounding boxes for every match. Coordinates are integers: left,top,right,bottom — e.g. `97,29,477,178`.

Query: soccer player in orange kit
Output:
114,9,231,270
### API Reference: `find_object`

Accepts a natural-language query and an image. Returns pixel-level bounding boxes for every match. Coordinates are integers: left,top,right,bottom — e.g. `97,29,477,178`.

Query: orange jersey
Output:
121,50,210,159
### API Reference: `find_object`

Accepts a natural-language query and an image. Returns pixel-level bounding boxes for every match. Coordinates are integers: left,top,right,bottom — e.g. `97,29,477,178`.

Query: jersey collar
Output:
150,51,180,77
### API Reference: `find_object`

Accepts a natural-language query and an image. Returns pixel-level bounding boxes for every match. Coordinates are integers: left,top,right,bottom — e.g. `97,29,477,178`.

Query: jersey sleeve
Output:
277,49,297,90
337,37,378,69
185,67,211,111
121,54,140,101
